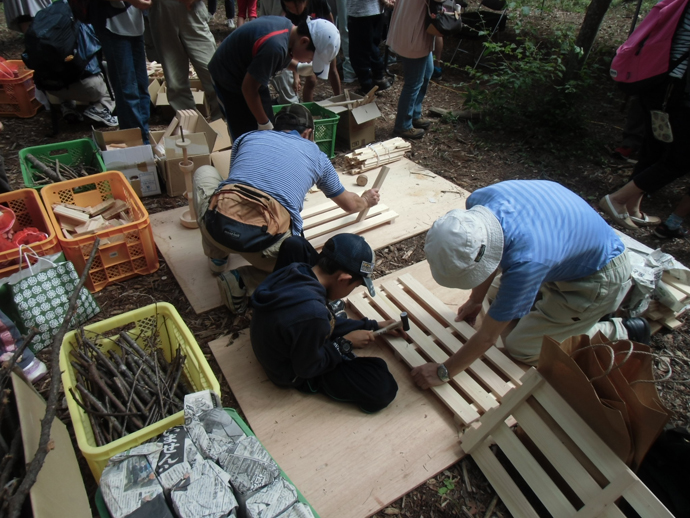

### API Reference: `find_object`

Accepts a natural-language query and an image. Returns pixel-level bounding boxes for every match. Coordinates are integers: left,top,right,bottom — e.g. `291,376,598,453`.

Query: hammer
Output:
373,312,410,336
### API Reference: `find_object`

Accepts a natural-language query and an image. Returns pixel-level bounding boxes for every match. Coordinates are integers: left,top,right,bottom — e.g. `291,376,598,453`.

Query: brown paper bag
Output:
537,334,633,465
589,333,670,470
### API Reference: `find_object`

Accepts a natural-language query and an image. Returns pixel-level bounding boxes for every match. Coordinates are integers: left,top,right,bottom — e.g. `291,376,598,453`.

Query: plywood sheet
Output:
209,261,471,518
151,157,469,313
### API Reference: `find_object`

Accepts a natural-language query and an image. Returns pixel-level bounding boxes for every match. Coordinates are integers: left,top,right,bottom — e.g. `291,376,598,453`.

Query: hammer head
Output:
400,312,410,331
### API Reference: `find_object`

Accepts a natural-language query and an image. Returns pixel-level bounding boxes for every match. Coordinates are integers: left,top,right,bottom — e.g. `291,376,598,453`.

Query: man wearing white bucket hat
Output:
412,180,649,389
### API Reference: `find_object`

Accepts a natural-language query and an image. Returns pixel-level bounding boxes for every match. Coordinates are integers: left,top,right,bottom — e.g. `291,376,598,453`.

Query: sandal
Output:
598,195,638,231
630,212,662,227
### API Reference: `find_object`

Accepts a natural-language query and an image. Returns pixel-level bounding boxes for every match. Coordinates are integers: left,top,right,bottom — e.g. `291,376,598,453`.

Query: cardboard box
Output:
155,79,209,118
317,93,381,150
150,111,232,196
11,372,92,518
210,149,232,180
92,128,162,197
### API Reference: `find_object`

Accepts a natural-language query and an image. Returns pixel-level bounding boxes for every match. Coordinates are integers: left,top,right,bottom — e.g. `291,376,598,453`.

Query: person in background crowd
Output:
347,0,392,95
5,0,117,126
89,0,151,143
208,16,340,139
432,35,443,79
599,2,690,238
237,0,257,26
148,0,222,121
336,0,356,83
387,0,434,140
282,0,342,101
209,0,238,29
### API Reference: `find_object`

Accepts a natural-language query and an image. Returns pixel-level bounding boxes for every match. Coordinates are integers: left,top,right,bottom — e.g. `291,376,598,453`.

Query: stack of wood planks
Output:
53,199,132,241
147,61,197,80
152,109,200,158
343,138,411,175
643,272,690,333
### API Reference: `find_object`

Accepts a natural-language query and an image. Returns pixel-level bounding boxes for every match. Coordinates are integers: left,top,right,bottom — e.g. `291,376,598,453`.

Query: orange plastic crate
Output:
0,61,42,118
0,189,61,279
40,171,159,292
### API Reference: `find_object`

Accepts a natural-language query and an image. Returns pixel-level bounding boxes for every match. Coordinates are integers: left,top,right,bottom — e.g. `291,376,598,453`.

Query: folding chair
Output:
450,0,509,69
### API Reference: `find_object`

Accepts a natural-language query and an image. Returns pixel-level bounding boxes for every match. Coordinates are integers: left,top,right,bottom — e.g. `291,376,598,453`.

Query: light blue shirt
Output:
467,180,625,322
221,130,345,235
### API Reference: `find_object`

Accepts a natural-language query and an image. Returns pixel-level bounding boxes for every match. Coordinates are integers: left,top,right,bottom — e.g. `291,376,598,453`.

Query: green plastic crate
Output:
19,138,106,190
95,408,320,518
273,102,339,158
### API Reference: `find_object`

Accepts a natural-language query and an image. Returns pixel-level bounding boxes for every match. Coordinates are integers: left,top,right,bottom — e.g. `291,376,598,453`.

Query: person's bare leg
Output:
328,59,342,96
608,180,644,215
237,16,245,27
302,75,316,102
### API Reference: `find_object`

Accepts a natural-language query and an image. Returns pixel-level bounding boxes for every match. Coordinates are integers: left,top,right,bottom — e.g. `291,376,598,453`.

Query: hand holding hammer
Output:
373,312,410,336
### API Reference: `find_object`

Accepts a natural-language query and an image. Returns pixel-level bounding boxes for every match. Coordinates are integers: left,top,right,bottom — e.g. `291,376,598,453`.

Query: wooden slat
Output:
472,442,541,518
381,280,513,398
492,424,577,517
362,291,497,413
309,211,398,249
398,274,526,385
356,165,390,222
574,475,636,518
621,480,675,518
304,205,393,239
348,294,480,424
461,369,544,454
303,204,390,232
301,200,340,219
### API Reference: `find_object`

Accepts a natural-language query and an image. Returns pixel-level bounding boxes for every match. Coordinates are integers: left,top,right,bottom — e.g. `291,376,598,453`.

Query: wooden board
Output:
460,369,674,518
151,157,470,313
209,261,474,518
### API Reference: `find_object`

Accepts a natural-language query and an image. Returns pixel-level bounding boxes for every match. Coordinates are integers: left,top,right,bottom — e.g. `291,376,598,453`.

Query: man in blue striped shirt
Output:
412,180,649,389
192,104,381,313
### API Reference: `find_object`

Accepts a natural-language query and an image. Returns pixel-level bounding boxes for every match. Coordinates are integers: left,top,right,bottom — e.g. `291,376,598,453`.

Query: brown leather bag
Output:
204,183,291,253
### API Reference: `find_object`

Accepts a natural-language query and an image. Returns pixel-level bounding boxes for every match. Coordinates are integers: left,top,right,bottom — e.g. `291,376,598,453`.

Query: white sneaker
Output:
84,105,119,127
228,18,236,29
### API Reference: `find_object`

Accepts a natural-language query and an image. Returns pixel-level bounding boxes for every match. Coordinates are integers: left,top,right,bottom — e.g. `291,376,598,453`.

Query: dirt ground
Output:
1,2,689,517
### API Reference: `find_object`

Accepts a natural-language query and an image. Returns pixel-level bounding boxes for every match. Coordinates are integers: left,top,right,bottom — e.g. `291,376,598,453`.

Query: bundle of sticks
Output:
25,153,100,185
343,138,411,174
68,328,191,446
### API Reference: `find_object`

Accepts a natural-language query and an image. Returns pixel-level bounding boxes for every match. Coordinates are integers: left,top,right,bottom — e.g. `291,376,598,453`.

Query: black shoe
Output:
622,317,651,345
653,222,689,239
373,77,393,91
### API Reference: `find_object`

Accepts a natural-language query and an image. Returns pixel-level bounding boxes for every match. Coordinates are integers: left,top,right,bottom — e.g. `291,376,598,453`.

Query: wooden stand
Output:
347,272,526,427
460,368,674,518
176,138,197,229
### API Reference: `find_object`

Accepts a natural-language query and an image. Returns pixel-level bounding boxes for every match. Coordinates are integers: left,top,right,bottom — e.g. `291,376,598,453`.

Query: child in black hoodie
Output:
250,234,399,412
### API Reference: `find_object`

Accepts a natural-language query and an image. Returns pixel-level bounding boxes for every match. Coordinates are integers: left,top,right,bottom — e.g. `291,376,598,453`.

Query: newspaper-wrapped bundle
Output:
188,407,246,461
101,445,171,518
155,426,204,491
245,478,298,518
171,459,239,518
277,503,316,518
220,436,281,495
184,390,222,425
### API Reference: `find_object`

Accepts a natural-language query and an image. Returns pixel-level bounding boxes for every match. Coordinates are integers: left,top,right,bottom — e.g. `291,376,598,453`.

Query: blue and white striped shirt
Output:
670,3,690,78
220,130,345,235
467,180,625,322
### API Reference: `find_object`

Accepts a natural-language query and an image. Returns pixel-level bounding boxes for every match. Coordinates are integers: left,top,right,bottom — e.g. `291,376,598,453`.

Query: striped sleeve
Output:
670,6,690,78
488,262,551,322
315,154,345,198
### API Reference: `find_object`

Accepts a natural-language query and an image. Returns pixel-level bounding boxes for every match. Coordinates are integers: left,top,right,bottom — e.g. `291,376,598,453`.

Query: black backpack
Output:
22,1,88,91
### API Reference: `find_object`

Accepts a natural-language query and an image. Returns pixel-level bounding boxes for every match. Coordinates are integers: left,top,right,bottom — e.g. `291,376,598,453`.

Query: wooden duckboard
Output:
347,272,526,426
209,261,475,518
460,368,674,518
151,157,470,313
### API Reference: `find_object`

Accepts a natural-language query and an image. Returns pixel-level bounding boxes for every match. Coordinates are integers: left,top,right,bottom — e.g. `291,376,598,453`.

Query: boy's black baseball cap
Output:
321,234,376,296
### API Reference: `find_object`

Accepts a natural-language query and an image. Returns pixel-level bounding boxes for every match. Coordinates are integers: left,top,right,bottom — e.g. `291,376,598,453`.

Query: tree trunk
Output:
564,0,614,80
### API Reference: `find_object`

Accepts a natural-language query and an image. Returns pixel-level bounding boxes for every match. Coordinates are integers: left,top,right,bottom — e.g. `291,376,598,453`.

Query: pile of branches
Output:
68,329,190,446
0,240,99,518
25,154,101,185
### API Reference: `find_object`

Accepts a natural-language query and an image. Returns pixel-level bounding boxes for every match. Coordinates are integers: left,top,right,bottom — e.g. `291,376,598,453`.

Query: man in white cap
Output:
209,16,340,140
412,179,649,389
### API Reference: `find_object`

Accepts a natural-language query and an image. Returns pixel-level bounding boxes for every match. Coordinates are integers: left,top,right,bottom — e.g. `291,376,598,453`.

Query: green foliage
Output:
437,478,455,496
460,25,596,145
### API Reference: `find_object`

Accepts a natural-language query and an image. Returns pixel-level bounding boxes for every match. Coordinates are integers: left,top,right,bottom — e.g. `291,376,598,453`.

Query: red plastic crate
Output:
0,61,42,118
0,188,61,279
40,171,159,292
